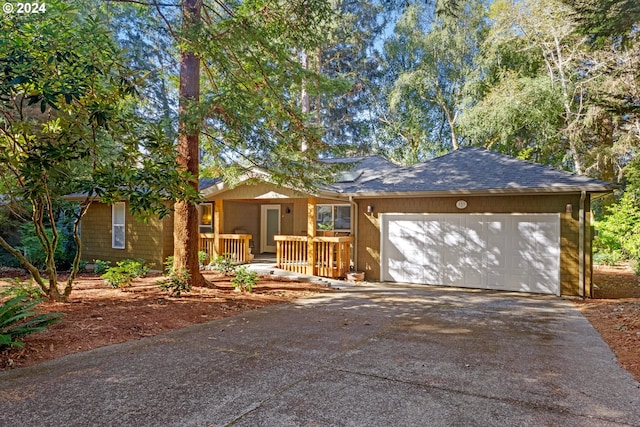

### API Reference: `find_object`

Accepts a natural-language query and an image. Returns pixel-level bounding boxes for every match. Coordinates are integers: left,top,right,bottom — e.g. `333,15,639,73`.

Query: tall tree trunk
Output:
174,0,205,286
300,50,310,152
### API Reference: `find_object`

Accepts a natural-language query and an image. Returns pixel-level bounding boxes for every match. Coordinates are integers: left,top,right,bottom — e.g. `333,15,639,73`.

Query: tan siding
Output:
161,214,174,268
225,201,260,252
280,203,295,235
214,183,303,200
80,202,166,269
355,194,585,296
216,198,311,253
292,199,310,235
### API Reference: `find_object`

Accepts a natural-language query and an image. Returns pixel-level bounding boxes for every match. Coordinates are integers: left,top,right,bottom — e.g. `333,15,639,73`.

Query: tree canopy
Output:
2,0,640,289
0,0,197,299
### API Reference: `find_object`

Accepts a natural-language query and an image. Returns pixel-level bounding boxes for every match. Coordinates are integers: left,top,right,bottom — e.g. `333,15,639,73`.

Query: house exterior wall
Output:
213,183,303,200
209,186,344,252
80,202,167,269
354,193,592,296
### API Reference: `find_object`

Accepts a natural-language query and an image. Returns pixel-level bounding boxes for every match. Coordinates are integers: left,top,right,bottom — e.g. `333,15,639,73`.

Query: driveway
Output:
1,284,639,426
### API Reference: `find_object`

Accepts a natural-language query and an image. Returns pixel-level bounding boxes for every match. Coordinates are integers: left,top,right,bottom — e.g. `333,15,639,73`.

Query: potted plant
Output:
318,222,335,237
347,271,365,283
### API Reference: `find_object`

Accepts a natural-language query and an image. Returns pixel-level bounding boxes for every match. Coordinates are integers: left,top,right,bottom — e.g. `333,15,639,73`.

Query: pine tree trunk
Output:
174,0,205,287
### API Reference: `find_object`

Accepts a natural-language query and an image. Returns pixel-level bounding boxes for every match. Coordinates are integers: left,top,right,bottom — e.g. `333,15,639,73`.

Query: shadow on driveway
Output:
1,284,639,426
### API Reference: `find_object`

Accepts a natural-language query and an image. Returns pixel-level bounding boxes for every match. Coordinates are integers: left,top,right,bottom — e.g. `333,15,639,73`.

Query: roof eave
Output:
334,186,617,199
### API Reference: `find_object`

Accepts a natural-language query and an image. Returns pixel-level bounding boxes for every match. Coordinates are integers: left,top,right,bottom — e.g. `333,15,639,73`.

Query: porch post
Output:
214,199,223,257
307,197,316,275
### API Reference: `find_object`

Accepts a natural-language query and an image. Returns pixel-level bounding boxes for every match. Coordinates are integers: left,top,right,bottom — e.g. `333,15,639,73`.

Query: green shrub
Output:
0,278,44,300
198,251,209,267
126,258,151,277
18,222,75,271
231,266,258,293
101,259,150,289
93,259,111,275
213,255,236,276
157,268,192,297
164,256,175,275
593,249,624,266
630,259,640,276
594,175,640,262
0,296,64,348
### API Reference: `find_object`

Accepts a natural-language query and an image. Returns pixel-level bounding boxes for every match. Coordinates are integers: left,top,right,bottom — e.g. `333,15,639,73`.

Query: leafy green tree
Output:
463,0,592,172
104,2,179,138
594,160,640,262
379,0,489,163
561,0,640,46
170,0,348,285
0,1,196,300
462,0,639,181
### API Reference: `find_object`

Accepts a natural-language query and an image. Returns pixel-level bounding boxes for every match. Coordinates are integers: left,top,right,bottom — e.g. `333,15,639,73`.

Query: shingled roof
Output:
331,147,616,196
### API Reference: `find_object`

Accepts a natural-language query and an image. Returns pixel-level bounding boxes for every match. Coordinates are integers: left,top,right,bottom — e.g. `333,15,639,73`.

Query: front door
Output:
260,205,281,253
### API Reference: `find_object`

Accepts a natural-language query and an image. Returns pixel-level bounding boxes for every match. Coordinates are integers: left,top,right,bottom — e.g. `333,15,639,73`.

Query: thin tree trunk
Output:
300,50,310,152
174,0,205,287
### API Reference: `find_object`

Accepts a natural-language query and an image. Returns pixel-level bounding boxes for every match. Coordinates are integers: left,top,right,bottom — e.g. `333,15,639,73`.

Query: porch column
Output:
214,199,223,257
307,197,316,275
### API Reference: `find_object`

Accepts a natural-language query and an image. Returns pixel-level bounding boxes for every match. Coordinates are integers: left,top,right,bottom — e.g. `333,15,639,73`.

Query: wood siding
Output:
80,202,167,269
213,183,303,200
354,194,591,296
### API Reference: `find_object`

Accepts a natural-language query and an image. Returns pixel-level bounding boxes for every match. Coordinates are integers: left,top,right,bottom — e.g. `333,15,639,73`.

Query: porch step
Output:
245,262,351,289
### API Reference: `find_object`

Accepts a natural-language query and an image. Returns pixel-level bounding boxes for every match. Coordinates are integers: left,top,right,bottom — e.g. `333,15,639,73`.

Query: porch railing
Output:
314,236,352,279
275,235,353,279
199,233,252,264
274,236,308,274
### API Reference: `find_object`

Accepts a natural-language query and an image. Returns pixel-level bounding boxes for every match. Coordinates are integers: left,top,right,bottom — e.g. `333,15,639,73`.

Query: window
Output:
199,203,213,233
112,202,126,249
316,204,351,231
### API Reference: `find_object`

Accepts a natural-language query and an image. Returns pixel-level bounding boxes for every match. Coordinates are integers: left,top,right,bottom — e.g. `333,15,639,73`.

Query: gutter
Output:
327,186,616,199
349,195,358,271
579,191,586,297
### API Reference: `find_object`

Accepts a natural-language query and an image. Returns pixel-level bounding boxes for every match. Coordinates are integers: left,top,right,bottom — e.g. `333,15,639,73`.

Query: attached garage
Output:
380,213,560,295
337,148,616,297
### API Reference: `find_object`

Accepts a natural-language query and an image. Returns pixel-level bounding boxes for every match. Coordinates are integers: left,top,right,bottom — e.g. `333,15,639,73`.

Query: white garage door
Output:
380,213,560,295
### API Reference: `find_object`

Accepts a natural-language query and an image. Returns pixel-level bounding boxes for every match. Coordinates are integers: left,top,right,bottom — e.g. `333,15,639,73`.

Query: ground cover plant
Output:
0,270,331,370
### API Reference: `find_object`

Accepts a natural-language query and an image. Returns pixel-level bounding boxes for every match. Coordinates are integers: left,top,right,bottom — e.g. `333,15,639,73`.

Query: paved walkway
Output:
245,259,351,288
1,284,639,426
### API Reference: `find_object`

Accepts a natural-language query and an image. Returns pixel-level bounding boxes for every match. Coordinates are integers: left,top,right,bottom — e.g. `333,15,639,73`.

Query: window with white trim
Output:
316,204,351,231
199,203,213,233
112,202,126,249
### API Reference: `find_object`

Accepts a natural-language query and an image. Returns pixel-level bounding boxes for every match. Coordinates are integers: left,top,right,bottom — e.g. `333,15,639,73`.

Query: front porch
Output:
198,233,353,279
197,185,355,280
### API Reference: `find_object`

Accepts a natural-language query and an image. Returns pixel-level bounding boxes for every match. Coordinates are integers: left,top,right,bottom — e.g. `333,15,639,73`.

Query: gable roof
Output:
331,148,616,197
66,149,615,202
322,155,400,193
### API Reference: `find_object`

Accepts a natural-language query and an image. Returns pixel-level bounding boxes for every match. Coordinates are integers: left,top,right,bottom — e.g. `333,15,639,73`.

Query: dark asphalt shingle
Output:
334,147,615,195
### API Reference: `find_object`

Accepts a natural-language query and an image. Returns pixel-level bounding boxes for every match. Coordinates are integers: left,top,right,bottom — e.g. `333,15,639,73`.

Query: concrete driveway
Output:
1,284,639,426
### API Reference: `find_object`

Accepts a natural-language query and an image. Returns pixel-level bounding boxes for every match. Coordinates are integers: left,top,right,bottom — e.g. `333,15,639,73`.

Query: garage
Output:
380,213,561,295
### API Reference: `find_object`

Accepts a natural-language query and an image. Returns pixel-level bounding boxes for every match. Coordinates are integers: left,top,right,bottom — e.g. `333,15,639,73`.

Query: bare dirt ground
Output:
1,266,639,383
0,271,333,371
575,264,640,382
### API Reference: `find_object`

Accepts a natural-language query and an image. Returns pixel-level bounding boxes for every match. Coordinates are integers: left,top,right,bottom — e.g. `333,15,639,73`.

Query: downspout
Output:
349,196,358,271
579,191,586,298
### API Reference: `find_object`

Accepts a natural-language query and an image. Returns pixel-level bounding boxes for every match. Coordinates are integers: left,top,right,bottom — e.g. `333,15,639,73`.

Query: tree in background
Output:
0,1,197,300
460,0,639,181
563,0,640,266
104,2,179,140
313,0,387,155
594,159,640,267
378,0,489,164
